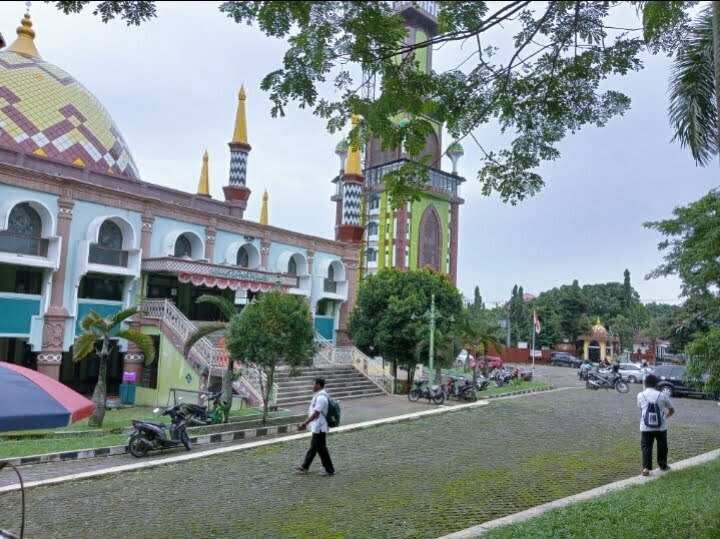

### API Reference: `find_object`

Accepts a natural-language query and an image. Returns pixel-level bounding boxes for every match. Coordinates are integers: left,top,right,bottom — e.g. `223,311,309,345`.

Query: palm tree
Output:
183,295,238,408
414,328,459,385
74,307,155,427
460,317,504,390
667,6,719,165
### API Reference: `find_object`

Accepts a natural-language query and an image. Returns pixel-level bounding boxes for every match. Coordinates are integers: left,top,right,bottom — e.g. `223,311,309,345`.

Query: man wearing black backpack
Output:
637,373,675,477
295,377,335,476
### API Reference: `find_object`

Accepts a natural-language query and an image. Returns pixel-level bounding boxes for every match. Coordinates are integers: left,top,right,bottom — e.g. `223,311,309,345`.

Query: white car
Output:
618,362,652,384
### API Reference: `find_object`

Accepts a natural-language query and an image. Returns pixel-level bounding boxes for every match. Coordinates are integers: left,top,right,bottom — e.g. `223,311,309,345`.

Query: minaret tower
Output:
223,86,251,216
197,150,210,197
335,115,364,244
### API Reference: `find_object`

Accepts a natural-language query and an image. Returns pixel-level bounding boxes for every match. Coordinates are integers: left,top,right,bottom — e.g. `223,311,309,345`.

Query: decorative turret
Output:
7,11,40,59
197,150,210,197
260,190,269,225
335,139,349,173
223,85,252,216
446,141,464,174
335,115,365,244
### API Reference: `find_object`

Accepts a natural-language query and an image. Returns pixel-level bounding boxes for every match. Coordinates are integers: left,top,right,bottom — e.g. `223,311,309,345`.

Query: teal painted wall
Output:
75,301,123,335
64,200,141,309
314,316,334,340
150,217,206,258
213,230,261,265
0,295,41,334
269,242,306,273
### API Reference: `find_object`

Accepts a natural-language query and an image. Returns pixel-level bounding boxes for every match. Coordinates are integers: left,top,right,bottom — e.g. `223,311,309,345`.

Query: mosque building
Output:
0,1,463,405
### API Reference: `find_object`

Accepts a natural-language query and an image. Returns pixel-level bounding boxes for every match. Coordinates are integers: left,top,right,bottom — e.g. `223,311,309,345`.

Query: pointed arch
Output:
418,204,442,272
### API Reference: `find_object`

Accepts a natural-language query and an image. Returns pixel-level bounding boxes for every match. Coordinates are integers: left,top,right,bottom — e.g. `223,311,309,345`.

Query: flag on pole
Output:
533,310,541,333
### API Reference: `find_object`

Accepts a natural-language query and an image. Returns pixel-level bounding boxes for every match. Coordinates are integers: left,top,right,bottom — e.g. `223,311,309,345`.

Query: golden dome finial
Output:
232,85,248,144
345,115,362,176
197,150,210,196
7,11,41,58
259,189,269,225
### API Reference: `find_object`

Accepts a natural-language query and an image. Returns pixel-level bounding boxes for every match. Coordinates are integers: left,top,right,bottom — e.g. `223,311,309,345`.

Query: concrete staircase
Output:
274,365,385,408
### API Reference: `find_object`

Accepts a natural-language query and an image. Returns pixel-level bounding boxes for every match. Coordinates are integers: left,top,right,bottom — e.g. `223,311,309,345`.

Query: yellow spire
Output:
232,85,248,144
7,12,41,58
197,150,210,196
345,115,362,175
259,190,269,225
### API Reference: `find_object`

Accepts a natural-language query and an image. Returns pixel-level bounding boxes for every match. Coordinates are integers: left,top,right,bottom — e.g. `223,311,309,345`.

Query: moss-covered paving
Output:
0,390,718,538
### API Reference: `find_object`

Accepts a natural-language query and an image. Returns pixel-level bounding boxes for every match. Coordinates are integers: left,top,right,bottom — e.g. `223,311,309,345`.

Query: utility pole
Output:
413,294,453,384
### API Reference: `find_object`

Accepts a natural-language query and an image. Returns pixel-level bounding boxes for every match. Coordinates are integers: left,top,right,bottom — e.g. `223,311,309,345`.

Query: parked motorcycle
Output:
442,376,477,402
408,379,446,405
475,374,491,392
490,367,511,387
585,370,629,393
127,404,192,458
509,366,534,382
181,392,230,426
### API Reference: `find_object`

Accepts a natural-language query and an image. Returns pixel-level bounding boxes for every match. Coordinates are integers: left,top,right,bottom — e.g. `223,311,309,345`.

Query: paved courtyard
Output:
1,375,719,538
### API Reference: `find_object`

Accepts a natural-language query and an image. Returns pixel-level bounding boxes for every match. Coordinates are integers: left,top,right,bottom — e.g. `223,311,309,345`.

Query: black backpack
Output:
643,393,661,428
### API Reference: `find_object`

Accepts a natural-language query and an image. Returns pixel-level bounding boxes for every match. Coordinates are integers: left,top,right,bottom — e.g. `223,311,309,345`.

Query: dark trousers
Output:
302,431,334,473
641,430,668,470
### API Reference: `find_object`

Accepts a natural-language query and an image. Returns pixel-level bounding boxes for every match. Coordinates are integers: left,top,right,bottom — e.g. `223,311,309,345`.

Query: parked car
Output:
617,362,648,384
653,365,718,399
469,356,504,371
549,352,582,368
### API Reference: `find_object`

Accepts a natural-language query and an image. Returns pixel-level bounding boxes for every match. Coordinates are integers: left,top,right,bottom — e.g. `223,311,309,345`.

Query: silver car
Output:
618,362,652,384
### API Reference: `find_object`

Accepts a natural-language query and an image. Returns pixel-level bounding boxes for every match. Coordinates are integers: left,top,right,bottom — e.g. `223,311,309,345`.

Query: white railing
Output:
142,299,217,368
313,332,394,394
142,299,277,404
313,333,334,366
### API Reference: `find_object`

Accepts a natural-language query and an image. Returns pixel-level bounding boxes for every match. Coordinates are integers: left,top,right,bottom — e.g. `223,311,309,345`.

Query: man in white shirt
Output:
637,373,675,476
295,377,335,476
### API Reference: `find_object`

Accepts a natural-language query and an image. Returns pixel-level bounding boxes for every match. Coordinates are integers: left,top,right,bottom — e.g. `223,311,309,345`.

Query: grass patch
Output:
0,435,128,459
477,457,720,539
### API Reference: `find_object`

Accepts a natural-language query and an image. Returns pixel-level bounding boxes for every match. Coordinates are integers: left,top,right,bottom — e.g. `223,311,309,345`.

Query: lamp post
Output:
412,294,453,384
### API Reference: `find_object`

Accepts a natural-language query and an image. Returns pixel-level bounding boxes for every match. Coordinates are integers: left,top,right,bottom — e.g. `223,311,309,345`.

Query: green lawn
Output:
477,457,720,539
0,406,281,459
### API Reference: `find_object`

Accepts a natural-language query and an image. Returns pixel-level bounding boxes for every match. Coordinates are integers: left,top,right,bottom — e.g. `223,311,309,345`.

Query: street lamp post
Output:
412,294,453,384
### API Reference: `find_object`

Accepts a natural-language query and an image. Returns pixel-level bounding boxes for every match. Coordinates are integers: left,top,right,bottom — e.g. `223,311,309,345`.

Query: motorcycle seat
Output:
145,421,167,428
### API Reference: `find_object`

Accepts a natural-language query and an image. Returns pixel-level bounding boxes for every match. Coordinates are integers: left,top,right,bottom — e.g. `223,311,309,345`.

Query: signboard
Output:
530,350,542,358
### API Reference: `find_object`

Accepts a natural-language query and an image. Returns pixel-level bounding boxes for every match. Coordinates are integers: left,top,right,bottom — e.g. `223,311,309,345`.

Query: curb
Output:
4,417,305,467
482,386,554,399
0,400,492,493
437,448,720,538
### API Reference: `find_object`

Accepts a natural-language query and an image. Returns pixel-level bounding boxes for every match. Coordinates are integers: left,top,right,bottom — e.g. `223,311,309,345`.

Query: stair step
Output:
277,389,385,407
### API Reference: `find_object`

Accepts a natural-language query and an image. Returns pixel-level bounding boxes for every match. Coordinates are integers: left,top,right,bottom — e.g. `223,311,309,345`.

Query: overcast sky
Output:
2,2,717,306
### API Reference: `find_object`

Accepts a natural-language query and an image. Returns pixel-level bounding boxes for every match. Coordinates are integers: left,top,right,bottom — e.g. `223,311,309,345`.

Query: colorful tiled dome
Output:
0,15,139,179
447,142,464,156
590,319,608,339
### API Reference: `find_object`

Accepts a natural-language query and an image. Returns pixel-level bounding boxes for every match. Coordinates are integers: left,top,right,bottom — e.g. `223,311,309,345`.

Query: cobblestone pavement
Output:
1,384,718,539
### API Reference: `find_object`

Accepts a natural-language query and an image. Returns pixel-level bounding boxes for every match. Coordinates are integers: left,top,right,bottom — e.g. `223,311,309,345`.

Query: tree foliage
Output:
348,269,463,381
49,0,657,206
685,326,720,393
225,291,315,423
74,306,155,427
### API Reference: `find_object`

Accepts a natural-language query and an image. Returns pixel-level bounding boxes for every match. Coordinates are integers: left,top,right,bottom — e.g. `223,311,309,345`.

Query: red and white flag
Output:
533,310,541,333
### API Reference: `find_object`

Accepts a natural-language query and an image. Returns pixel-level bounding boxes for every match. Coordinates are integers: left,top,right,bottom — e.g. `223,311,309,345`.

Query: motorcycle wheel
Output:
128,434,149,458
432,392,446,405
466,391,478,402
408,389,421,402
181,430,191,451
586,380,598,390
615,380,630,394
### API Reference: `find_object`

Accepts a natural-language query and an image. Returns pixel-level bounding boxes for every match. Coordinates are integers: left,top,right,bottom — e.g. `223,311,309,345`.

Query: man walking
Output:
637,373,674,476
296,377,335,476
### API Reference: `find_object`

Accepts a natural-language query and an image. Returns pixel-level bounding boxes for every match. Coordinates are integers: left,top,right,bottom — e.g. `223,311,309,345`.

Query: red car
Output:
469,356,504,371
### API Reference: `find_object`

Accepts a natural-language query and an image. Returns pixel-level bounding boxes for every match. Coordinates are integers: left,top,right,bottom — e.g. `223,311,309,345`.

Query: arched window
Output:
237,246,250,268
327,265,334,281
174,235,193,258
89,220,127,266
369,196,380,210
0,203,45,256
98,221,123,249
418,206,441,271
366,249,377,263
288,256,297,276
367,222,378,236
